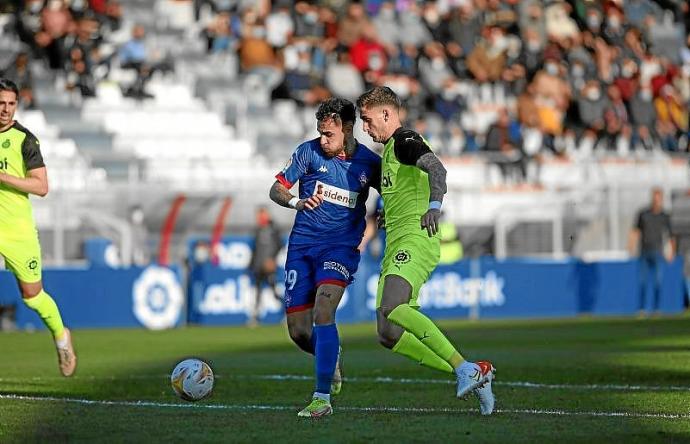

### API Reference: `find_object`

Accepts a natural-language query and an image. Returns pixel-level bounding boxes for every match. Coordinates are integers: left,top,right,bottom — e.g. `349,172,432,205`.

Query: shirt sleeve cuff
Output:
275,174,293,189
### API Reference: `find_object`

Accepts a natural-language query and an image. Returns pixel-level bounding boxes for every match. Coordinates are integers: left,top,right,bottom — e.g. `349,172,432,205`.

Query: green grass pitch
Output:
1,316,689,443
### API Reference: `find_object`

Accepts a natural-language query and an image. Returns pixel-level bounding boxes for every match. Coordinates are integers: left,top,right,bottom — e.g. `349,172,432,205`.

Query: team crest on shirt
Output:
393,249,411,266
358,171,368,186
1,139,9,149
25,257,39,275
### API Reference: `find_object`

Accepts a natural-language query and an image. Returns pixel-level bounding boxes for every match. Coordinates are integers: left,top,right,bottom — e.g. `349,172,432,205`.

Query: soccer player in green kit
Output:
357,87,495,415
0,78,76,376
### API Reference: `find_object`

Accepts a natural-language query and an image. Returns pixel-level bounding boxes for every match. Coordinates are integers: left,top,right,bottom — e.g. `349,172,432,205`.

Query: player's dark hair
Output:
0,78,19,98
316,97,356,126
356,86,401,110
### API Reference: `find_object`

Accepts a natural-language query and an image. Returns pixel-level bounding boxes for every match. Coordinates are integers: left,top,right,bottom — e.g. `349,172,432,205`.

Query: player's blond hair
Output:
356,86,401,110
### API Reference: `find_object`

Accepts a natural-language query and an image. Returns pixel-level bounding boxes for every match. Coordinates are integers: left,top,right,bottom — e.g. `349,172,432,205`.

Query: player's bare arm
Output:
416,152,447,237
393,130,447,237
0,166,49,197
269,180,323,211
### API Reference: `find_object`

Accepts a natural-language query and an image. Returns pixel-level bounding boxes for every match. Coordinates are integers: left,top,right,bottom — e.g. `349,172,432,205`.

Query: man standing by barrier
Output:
248,205,283,327
628,187,676,314
0,78,76,376
269,97,381,417
357,86,495,415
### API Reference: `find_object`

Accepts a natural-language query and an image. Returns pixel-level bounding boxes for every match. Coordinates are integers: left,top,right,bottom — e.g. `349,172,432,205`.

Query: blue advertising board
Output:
0,235,684,329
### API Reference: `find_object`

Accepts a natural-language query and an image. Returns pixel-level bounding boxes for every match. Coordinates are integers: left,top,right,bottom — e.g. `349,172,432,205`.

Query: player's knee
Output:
312,305,335,325
377,329,397,349
288,324,311,347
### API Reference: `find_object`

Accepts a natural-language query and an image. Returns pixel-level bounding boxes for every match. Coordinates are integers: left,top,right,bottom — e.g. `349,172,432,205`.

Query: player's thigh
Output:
0,235,42,288
286,309,313,340
313,283,346,323
376,234,439,309
284,246,316,314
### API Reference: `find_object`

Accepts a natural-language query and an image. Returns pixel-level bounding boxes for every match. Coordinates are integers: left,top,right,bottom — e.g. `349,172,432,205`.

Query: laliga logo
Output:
132,266,184,330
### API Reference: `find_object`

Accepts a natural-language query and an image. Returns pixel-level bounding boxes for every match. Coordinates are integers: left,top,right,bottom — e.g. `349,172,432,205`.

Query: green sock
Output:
392,331,454,374
23,290,65,340
388,304,463,366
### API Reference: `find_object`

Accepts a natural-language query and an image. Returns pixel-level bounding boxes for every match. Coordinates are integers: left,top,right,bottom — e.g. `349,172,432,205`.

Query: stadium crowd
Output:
2,0,690,184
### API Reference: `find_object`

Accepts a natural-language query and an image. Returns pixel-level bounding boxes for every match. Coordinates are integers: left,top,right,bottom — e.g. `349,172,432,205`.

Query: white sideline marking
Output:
0,394,688,419
2,374,690,392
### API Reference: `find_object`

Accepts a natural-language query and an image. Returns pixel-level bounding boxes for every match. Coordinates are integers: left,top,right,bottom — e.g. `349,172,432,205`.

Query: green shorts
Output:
376,232,440,308
0,233,42,283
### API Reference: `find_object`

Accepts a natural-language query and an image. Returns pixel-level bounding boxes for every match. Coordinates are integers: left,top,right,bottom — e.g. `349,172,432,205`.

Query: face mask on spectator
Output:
441,88,457,101
545,63,558,76
304,12,318,24
369,53,383,71
390,80,410,98
621,66,634,78
572,64,585,77
587,14,601,29
526,40,540,52
587,88,601,100
29,2,42,13
297,60,311,73
252,27,266,39
640,89,652,101
71,0,86,11
431,57,445,70
425,10,440,25
492,35,508,52
607,16,621,30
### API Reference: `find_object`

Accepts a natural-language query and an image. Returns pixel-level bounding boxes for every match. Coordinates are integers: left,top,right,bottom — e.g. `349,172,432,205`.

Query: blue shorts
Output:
283,243,360,314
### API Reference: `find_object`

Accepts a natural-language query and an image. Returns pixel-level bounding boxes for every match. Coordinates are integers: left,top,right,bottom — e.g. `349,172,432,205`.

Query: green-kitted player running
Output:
0,78,76,376
357,87,495,415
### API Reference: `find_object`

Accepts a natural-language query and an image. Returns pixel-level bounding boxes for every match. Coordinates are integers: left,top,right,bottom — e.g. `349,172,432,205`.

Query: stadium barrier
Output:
1,236,685,330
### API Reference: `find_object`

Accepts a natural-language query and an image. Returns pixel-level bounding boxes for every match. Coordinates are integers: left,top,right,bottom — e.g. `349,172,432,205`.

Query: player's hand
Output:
421,209,441,237
301,187,324,210
376,211,385,229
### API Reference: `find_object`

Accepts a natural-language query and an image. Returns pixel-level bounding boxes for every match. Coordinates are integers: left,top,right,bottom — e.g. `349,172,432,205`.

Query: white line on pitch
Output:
2,374,689,393
0,394,688,419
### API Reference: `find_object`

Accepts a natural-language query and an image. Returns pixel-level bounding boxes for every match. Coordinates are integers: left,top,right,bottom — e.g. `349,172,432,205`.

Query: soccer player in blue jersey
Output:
269,97,381,418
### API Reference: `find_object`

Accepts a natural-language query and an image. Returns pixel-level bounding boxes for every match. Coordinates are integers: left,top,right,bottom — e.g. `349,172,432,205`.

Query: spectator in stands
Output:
371,1,398,48
325,50,365,103
248,206,283,327
445,2,481,57
238,17,282,90
66,49,96,97
628,187,676,315
602,84,632,154
1,52,36,109
16,0,44,55
119,24,173,99
467,26,508,83
337,2,369,50
204,11,235,53
418,41,455,96
349,22,387,86
654,84,689,151
578,80,609,134
35,0,73,71
273,41,330,106
265,3,293,49
483,108,524,184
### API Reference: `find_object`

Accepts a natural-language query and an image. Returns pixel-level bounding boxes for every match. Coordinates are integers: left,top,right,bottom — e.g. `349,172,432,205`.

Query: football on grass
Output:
171,358,214,401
